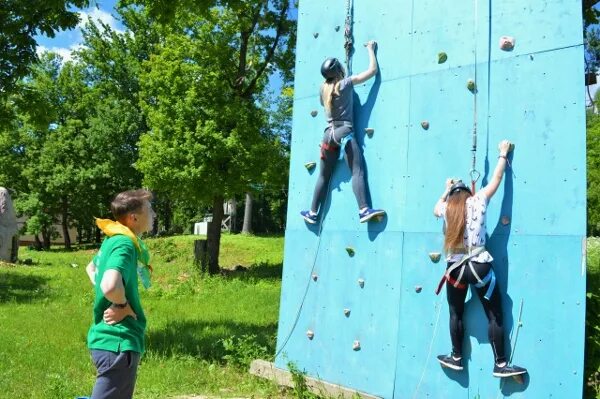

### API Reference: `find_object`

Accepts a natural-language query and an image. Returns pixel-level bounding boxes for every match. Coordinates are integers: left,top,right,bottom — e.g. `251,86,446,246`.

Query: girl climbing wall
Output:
300,40,385,225
433,139,527,378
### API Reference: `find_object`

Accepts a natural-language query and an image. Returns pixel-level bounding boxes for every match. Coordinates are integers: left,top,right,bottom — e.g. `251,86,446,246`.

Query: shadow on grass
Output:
219,262,283,282
0,270,50,303
146,319,277,364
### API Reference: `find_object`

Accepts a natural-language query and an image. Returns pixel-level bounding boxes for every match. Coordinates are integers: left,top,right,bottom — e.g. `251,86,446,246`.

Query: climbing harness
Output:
435,246,497,301
344,0,354,74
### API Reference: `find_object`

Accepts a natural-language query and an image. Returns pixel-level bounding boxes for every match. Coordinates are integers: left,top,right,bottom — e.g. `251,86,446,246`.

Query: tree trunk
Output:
34,234,42,250
61,197,71,250
164,199,172,232
207,195,224,275
242,192,253,235
42,228,51,250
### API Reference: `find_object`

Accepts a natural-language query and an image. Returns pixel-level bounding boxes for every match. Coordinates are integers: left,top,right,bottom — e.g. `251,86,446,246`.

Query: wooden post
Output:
194,239,208,272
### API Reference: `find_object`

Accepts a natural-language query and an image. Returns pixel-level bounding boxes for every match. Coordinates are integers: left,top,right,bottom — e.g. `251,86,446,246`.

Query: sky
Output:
35,0,124,63
34,0,288,98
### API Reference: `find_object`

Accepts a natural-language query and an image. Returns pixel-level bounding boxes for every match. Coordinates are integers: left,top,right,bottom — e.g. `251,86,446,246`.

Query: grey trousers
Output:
311,124,369,212
90,350,140,399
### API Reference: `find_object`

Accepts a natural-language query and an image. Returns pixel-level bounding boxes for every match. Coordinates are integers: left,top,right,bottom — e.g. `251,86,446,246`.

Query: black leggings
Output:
310,124,369,212
446,261,506,364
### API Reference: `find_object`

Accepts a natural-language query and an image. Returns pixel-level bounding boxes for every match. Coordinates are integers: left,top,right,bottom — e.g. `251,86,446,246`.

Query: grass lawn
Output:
1,234,599,398
0,234,286,399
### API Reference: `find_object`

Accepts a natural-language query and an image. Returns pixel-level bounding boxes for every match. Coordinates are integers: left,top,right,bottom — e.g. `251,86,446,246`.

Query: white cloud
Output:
36,44,86,63
77,8,123,33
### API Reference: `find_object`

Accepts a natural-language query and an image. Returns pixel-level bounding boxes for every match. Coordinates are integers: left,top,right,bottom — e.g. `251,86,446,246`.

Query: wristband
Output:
112,300,128,309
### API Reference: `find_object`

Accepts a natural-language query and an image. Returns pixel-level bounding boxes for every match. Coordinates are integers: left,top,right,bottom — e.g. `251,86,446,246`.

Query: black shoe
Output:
493,363,527,377
437,354,463,371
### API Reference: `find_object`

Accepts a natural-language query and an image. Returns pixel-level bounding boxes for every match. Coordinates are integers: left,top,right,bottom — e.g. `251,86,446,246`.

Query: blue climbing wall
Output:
275,0,587,398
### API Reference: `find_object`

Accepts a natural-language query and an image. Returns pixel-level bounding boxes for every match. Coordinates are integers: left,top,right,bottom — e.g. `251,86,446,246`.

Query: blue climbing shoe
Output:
359,208,386,223
437,354,463,371
300,210,318,224
493,363,527,378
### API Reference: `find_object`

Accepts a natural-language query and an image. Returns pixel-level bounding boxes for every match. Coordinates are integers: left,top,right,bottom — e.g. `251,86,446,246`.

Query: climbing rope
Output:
469,0,481,194
274,175,334,359
344,0,354,74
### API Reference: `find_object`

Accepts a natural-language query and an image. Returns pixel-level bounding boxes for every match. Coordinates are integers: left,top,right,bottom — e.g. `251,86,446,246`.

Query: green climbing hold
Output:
467,79,476,92
429,252,441,263
438,52,448,64
346,247,355,257
305,161,316,171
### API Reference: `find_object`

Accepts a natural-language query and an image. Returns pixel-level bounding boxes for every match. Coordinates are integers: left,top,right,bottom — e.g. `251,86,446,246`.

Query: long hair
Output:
320,69,345,114
444,190,471,252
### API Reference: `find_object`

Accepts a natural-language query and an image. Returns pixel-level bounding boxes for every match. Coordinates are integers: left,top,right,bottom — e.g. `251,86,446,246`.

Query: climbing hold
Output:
438,52,448,64
310,110,318,117
467,79,477,92
304,161,317,171
306,330,314,339
343,308,351,317
353,340,361,351
529,54,534,60
365,128,374,137
415,285,423,293
499,36,515,51
429,252,441,263
335,26,340,32
312,273,318,281
421,121,430,130
313,32,319,38
358,278,365,288
501,216,511,225
346,247,355,257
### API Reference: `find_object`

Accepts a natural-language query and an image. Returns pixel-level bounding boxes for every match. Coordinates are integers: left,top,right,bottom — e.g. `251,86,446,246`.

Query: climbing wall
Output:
275,0,586,398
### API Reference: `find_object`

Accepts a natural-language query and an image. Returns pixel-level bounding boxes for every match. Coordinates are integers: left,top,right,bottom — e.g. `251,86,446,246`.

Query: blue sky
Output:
36,0,124,62
35,0,289,97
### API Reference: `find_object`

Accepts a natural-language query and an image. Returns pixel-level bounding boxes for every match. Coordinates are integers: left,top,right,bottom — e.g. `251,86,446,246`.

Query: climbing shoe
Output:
493,363,527,378
359,208,385,223
437,354,463,371
300,210,318,224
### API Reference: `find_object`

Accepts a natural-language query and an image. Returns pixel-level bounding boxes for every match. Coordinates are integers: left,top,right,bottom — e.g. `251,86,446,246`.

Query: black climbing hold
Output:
313,32,319,38
306,330,314,339
438,52,448,64
343,308,351,317
365,128,374,137
305,161,316,171
312,273,318,281
353,340,361,351
415,286,423,293
346,247,355,257
421,121,430,130
335,26,340,32
357,278,365,288
310,110,318,117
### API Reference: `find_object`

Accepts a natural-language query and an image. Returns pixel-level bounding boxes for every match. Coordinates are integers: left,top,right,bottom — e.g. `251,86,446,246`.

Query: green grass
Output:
2,234,600,398
0,234,286,399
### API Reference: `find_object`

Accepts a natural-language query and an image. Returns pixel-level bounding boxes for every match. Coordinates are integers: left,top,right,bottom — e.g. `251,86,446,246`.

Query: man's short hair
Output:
111,189,153,220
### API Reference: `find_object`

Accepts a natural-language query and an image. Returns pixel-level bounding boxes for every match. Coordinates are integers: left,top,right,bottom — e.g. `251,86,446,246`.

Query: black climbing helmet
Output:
321,58,344,80
446,180,472,200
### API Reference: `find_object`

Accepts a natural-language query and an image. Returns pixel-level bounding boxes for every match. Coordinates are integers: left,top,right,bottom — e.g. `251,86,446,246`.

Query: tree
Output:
136,0,295,273
0,0,91,97
588,113,600,236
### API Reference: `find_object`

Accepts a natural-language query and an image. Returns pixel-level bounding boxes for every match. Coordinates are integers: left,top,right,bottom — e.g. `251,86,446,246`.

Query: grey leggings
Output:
311,124,369,212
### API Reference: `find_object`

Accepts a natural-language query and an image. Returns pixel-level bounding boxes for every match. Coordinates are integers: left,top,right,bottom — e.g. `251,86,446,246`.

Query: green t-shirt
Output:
87,235,146,353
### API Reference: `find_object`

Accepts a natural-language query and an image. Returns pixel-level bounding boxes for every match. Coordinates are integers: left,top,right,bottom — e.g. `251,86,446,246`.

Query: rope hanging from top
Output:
469,0,481,194
344,0,354,75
